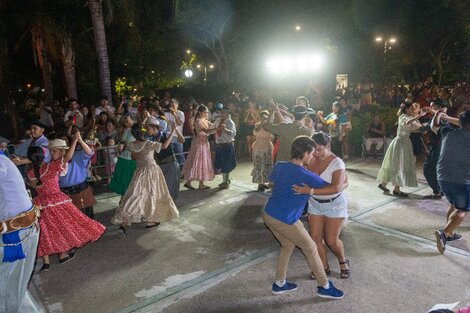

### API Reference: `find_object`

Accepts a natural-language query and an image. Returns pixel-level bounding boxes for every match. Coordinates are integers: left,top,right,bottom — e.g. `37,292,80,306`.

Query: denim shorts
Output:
308,193,348,218
438,180,470,211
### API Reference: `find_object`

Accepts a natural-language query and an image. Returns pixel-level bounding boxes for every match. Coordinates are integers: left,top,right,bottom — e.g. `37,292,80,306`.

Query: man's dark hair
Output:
290,135,315,160
100,95,108,101
459,109,470,129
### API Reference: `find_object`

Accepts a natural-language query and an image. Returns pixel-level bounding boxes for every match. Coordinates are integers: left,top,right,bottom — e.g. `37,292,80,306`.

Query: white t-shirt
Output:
312,157,345,200
164,111,185,138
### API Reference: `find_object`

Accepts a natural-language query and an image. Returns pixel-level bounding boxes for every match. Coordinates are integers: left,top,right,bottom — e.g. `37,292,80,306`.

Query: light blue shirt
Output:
14,135,51,163
0,155,32,220
59,150,93,187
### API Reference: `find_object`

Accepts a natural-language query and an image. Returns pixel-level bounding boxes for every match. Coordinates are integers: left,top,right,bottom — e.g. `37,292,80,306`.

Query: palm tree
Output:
61,34,78,99
87,0,112,103
31,18,54,104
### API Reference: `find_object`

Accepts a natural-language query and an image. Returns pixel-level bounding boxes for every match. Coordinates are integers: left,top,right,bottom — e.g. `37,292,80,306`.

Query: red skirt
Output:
34,192,106,257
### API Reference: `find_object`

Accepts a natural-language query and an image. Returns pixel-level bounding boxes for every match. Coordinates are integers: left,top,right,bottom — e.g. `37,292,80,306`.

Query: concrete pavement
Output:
30,158,470,313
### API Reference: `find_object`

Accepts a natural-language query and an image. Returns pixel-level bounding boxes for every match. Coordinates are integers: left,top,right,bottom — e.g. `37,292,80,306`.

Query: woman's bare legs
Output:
308,215,329,269
324,217,349,273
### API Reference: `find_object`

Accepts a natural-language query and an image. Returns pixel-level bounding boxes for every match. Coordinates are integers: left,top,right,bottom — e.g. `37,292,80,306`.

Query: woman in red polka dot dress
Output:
27,137,105,272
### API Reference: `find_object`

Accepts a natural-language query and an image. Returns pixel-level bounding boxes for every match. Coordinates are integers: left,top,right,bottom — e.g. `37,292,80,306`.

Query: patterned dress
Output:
377,114,420,187
251,128,274,184
182,118,215,182
111,140,179,225
27,159,106,257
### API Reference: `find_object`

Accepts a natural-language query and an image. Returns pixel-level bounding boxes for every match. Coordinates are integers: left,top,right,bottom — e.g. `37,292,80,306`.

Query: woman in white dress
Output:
377,101,424,196
111,120,179,233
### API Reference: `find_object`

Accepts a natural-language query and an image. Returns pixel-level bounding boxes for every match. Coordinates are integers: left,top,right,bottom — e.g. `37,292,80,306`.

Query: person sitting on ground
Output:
365,115,386,156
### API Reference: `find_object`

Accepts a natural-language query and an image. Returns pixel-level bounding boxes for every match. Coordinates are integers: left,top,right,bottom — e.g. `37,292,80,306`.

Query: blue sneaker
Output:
272,281,298,295
317,281,344,299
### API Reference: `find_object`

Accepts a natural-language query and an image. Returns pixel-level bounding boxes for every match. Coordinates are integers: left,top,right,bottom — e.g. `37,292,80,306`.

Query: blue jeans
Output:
0,226,44,312
172,141,185,169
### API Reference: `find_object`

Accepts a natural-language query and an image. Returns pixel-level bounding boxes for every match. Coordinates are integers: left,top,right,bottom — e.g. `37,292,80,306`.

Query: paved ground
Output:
30,158,470,313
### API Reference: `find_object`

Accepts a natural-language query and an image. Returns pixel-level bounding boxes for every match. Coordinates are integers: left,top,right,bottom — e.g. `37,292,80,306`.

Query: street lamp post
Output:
375,36,397,56
196,63,215,86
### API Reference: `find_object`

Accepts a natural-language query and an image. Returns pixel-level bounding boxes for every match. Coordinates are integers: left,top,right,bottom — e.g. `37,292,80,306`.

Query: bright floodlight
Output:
209,64,215,69
184,69,193,78
295,25,301,31
196,64,201,68
375,37,383,42
389,38,397,43
266,52,325,75
186,49,191,54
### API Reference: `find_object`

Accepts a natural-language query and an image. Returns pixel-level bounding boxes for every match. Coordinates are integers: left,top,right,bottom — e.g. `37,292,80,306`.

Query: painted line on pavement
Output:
115,246,278,313
350,219,470,259
348,185,428,219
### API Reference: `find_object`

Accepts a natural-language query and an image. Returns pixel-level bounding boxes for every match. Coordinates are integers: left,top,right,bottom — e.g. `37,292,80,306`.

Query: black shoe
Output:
393,191,408,197
218,183,229,190
183,183,195,190
59,252,76,264
119,225,127,234
434,230,447,254
446,233,463,241
146,223,160,229
40,263,50,272
378,184,390,192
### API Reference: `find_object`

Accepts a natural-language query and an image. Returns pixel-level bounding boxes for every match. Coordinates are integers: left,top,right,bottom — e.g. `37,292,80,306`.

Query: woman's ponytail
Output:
27,146,45,186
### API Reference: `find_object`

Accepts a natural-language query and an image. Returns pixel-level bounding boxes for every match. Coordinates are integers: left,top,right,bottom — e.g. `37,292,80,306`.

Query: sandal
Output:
310,267,331,280
183,183,195,190
339,259,350,279
378,184,390,192
199,185,211,190
393,191,408,197
146,222,160,229
40,263,50,272
59,252,76,264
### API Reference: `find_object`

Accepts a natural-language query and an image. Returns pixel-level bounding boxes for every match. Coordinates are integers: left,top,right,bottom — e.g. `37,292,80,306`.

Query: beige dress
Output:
111,140,179,225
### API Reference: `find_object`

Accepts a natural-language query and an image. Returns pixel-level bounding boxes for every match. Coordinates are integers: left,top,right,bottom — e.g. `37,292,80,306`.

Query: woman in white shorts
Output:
294,132,350,279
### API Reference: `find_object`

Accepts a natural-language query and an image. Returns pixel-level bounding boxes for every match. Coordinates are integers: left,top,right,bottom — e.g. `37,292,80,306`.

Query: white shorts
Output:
308,193,348,218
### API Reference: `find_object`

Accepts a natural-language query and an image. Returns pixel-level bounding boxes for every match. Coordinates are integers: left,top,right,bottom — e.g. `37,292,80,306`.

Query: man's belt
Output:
0,206,39,234
60,181,89,195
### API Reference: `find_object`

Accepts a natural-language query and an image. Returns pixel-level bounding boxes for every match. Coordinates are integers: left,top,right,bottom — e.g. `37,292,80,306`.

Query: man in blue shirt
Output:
263,135,344,299
12,120,51,165
0,155,43,312
435,109,470,254
59,130,97,219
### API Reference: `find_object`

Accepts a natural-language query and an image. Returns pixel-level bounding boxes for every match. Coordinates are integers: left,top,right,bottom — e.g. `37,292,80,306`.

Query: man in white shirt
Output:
214,107,237,189
0,155,43,312
95,95,115,118
164,99,186,169
64,98,84,128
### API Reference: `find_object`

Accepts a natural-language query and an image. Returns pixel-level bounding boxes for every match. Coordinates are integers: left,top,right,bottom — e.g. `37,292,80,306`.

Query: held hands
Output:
292,183,312,195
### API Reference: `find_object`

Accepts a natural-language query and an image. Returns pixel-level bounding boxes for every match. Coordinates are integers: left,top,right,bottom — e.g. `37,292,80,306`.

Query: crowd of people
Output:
1,77,469,311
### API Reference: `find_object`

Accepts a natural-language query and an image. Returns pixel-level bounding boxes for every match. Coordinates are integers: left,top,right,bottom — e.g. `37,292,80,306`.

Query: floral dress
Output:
27,159,106,257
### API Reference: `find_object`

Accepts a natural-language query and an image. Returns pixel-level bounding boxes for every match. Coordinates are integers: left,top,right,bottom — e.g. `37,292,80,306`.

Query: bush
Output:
348,105,398,156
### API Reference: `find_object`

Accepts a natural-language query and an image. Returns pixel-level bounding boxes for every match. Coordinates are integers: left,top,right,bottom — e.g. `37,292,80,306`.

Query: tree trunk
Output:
88,0,112,104
62,35,78,99
31,24,54,104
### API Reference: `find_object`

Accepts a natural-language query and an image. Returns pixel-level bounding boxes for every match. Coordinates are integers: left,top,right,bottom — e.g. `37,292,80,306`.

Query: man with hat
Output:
0,152,43,312
59,130,97,219
264,105,313,162
214,106,237,189
12,120,51,167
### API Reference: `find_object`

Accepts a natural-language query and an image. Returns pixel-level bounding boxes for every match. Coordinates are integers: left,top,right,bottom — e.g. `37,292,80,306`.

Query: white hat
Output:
146,116,161,128
48,139,69,150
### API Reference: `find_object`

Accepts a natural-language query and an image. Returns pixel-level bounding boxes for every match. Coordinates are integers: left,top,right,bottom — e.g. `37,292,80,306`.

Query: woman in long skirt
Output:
111,121,179,232
251,111,274,191
182,105,218,190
